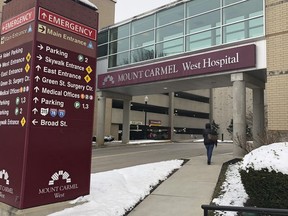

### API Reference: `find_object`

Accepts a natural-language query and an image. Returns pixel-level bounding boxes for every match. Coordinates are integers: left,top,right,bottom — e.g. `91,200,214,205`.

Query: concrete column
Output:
169,92,175,141
231,73,247,158
209,88,213,122
253,88,265,148
96,93,106,147
122,99,131,144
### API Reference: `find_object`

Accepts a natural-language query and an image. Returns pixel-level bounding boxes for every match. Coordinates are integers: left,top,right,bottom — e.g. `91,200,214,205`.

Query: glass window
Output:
156,38,184,58
157,4,184,26
132,15,154,34
131,30,154,48
223,0,242,6
131,45,155,63
109,52,130,67
110,24,130,41
103,0,264,68
109,38,129,54
186,0,220,17
224,0,263,24
186,28,220,51
186,10,220,34
224,17,264,43
98,44,108,57
157,21,184,42
248,17,264,38
223,22,245,43
98,30,108,45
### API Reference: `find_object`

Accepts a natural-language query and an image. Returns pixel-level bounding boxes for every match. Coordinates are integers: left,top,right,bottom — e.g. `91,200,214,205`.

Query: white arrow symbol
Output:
34,86,40,93
35,76,40,82
41,12,47,19
32,108,38,114
38,44,44,50
32,119,38,125
36,54,43,61
33,97,39,103
36,65,41,71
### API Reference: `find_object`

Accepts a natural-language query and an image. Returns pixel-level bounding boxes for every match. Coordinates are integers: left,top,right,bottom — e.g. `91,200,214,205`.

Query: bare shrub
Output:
255,130,284,146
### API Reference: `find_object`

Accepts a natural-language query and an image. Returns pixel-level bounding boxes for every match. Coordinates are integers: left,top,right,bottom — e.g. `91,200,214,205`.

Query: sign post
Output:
0,0,98,209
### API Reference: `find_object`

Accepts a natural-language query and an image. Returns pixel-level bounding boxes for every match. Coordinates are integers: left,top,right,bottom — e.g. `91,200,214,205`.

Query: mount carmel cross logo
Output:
48,170,71,186
0,169,10,185
102,75,115,86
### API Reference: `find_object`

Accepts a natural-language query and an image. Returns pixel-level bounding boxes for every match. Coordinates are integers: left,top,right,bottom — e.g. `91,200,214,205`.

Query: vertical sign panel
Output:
0,5,35,206
0,0,98,209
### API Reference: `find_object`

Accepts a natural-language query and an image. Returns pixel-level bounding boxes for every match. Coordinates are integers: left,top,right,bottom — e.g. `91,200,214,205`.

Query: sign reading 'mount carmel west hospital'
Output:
0,0,98,209
98,44,256,88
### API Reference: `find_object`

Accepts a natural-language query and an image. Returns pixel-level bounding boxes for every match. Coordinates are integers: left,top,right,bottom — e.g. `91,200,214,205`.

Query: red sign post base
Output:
0,0,98,209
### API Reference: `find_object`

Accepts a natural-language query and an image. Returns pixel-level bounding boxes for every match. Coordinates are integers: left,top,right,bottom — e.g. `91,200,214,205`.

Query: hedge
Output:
240,168,288,209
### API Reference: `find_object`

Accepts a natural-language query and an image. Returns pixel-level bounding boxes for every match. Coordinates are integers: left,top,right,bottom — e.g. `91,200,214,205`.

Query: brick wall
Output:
267,74,288,130
266,0,288,131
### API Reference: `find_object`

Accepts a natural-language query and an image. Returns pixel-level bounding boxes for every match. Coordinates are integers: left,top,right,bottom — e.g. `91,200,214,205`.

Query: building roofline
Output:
77,0,98,10
102,0,183,30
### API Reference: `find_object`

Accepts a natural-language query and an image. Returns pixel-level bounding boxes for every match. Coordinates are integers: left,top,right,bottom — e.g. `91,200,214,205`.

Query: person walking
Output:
203,123,218,165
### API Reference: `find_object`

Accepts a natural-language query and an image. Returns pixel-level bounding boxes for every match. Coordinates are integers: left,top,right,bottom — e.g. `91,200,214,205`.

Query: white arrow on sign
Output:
34,86,40,93
36,65,41,71
33,97,39,103
32,119,38,125
35,76,40,82
32,108,38,114
38,44,44,50
41,12,47,19
37,54,43,61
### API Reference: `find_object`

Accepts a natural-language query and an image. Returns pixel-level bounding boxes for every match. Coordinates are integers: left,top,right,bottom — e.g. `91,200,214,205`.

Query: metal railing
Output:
201,204,288,216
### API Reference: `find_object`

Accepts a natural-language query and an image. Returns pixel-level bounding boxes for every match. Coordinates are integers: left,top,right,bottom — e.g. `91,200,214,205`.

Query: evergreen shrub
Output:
240,168,288,209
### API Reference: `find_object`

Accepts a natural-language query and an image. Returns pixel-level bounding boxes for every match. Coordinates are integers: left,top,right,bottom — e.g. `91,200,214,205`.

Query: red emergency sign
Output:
38,7,97,40
1,7,35,34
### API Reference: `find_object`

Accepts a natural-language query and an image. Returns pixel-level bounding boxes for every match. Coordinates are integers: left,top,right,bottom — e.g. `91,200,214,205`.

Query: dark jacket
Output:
203,123,217,145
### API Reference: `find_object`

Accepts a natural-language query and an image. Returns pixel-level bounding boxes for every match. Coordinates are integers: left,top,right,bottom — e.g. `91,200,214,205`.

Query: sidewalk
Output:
128,152,233,216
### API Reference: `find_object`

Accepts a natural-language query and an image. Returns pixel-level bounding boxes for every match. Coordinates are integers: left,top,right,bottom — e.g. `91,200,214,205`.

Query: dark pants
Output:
205,144,214,164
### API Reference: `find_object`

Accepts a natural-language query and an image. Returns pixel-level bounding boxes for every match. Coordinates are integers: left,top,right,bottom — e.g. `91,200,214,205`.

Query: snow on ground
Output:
49,142,287,216
212,142,288,216
212,162,249,216
241,142,288,174
49,160,183,216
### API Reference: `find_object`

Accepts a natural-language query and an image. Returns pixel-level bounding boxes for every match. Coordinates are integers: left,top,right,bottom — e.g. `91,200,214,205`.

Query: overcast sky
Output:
115,0,176,22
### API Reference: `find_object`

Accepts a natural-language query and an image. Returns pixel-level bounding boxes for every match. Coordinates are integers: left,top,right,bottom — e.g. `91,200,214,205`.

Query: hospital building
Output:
1,0,287,156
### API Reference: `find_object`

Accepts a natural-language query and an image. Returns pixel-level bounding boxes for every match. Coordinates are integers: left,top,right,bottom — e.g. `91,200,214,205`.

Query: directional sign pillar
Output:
0,0,98,209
